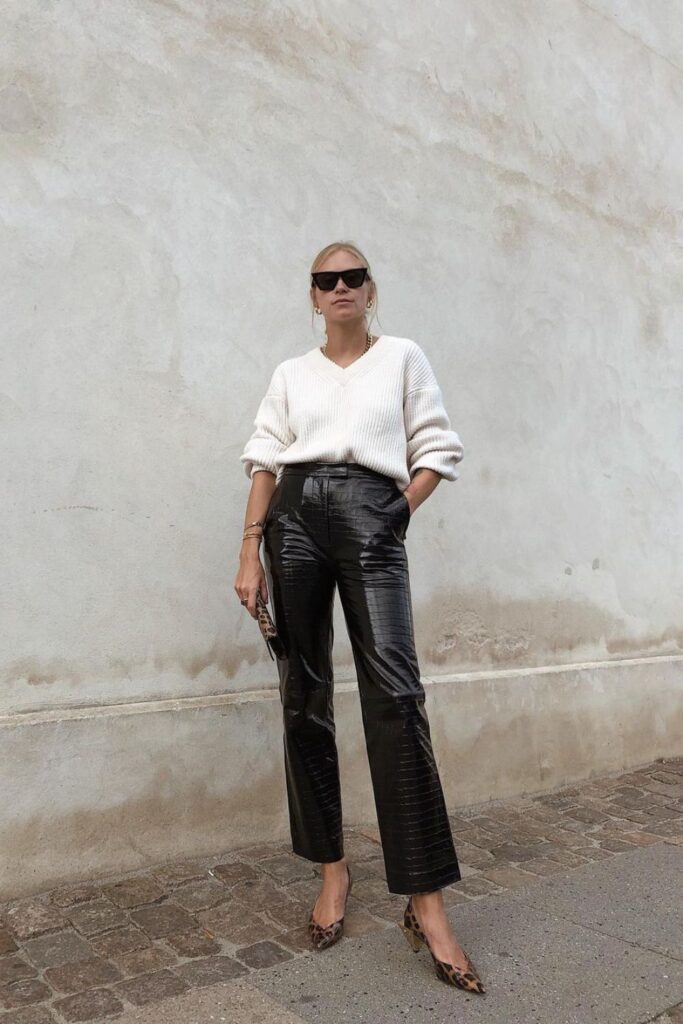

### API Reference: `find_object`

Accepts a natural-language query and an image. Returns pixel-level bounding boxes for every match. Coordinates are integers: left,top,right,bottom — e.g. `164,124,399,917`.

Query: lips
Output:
333,299,352,304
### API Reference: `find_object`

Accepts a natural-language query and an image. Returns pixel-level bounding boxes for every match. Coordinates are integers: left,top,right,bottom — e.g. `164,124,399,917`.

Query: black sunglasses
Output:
311,267,369,291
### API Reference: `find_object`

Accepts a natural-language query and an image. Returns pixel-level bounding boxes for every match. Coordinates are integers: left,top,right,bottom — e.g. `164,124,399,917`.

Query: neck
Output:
323,320,370,355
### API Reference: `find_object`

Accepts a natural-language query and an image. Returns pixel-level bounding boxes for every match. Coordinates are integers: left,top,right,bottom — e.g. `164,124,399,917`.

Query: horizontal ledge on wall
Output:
1,653,681,729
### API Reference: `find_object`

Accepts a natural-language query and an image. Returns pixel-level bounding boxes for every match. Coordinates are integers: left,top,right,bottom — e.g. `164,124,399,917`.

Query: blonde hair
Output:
309,240,380,335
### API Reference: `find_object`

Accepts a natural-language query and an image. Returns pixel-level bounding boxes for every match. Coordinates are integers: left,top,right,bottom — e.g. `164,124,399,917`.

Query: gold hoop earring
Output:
366,301,373,309
314,307,322,314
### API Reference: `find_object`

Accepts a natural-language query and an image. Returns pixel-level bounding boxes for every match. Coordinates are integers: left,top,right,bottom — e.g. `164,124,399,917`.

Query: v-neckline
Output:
309,335,387,385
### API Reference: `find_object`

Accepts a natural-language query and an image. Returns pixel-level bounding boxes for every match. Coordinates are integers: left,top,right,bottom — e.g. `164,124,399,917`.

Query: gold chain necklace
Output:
321,329,374,363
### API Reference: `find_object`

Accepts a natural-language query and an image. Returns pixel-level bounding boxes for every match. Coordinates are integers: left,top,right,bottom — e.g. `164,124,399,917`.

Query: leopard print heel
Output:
308,864,353,951
399,896,485,994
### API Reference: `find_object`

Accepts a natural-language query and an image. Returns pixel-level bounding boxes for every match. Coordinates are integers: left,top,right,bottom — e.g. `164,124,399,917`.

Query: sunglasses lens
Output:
341,268,367,288
312,272,339,291
312,268,368,291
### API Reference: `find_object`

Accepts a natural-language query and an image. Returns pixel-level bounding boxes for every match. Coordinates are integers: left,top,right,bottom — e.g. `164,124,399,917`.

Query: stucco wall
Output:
2,0,682,717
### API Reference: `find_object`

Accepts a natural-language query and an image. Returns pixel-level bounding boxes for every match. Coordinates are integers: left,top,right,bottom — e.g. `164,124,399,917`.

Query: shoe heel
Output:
399,922,425,952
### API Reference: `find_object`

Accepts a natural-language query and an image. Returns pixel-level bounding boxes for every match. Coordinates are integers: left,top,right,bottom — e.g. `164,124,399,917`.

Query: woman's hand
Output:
404,468,443,516
234,555,269,619
236,470,277,617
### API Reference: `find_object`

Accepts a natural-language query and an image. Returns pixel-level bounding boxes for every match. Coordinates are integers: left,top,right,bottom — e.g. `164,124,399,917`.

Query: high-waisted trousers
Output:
261,461,461,895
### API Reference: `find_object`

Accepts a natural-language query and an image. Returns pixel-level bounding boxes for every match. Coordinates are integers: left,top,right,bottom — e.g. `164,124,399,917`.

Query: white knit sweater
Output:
239,334,464,491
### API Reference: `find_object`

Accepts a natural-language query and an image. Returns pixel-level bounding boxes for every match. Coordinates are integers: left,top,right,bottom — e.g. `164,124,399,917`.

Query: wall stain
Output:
417,590,683,669
3,595,681,697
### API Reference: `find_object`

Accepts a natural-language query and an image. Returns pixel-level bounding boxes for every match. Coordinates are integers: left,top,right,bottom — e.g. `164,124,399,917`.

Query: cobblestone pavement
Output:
1,755,682,1023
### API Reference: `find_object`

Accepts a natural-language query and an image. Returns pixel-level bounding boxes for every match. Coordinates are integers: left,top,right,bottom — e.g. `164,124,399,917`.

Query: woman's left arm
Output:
403,344,464,514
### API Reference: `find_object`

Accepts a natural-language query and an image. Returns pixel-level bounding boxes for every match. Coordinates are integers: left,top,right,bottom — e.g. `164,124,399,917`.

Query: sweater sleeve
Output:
239,364,294,479
403,343,464,481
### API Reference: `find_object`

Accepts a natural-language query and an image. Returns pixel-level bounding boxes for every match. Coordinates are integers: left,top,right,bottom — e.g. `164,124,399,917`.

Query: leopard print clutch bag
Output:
255,592,286,661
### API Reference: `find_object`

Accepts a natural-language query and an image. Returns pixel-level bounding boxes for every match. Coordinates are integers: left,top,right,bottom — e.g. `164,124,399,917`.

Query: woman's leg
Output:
330,472,461,895
331,472,478,970
263,476,342,865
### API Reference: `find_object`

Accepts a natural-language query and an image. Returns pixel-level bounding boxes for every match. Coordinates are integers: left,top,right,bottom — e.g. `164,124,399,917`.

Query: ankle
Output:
412,891,445,913
320,858,349,883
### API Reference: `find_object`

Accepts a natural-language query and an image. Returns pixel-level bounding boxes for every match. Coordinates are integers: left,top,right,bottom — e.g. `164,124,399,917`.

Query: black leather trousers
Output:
262,461,461,895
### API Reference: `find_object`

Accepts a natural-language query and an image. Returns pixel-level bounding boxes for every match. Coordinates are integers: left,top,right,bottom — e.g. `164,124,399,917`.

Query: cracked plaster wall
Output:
2,1,682,714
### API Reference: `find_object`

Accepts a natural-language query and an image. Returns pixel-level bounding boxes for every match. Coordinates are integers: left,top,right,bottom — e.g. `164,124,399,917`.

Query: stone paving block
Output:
597,838,640,853
22,932,94,971
128,901,196,939
209,861,259,887
0,959,35,987
465,814,508,834
89,926,149,958
480,865,537,890
0,928,18,955
197,902,278,946
536,794,582,810
272,925,315,952
452,875,502,898
340,858,385,883
172,954,250,987
543,847,590,867
504,824,553,842
195,898,253,933
115,969,189,1007
520,857,571,876
282,878,320,903
542,827,598,848
162,929,220,958
343,910,394,938
343,877,389,905
52,987,123,1022
440,886,471,906
641,805,683,822
641,779,683,798
169,880,230,913
110,944,176,978
234,940,294,970
569,845,614,862
151,862,207,890
645,818,683,838
450,827,500,849
261,899,309,932
4,903,66,942
365,898,405,922
340,832,383,861
453,840,495,868
65,900,128,937
257,855,317,885
47,886,101,910
229,877,300,914
0,979,51,1011
490,842,551,862
0,1006,57,1023
101,877,165,909
43,957,122,995
555,816,594,833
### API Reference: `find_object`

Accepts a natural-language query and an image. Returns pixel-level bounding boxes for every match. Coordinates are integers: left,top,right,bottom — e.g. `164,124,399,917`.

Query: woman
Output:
234,241,485,995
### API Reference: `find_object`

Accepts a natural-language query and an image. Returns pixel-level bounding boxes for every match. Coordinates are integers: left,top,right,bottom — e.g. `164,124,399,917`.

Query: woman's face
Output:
310,251,375,327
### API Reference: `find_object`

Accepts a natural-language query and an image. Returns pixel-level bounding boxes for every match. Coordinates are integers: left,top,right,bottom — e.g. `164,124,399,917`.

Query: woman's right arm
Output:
235,364,293,618
234,470,277,618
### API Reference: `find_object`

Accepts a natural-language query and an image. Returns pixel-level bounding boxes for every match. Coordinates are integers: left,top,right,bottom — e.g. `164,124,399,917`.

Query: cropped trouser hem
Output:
291,843,462,895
